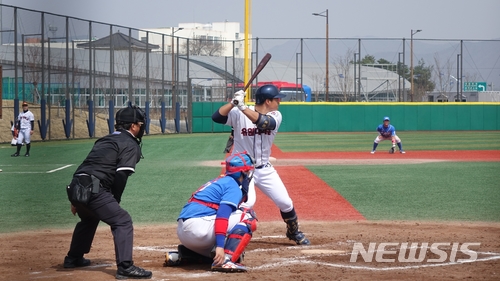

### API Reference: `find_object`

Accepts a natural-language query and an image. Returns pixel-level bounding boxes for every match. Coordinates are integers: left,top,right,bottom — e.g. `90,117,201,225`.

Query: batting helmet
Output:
225,152,254,181
116,105,146,124
255,85,286,105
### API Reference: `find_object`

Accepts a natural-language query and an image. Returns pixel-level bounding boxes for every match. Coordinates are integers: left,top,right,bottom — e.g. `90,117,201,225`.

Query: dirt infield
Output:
1,221,499,281
1,149,499,280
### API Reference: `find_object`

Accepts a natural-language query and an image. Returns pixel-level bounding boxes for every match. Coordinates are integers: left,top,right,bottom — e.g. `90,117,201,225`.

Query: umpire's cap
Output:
116,105,146,124
255,85,286,105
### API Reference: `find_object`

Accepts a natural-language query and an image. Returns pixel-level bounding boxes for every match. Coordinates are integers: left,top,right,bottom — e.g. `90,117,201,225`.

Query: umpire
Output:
64,105,152,279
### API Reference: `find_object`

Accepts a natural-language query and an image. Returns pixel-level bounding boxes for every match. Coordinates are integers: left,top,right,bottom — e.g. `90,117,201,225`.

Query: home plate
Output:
301,249,346,254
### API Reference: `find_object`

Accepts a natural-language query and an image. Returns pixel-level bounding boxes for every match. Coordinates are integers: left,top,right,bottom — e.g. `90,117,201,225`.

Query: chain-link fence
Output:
1,4,499,141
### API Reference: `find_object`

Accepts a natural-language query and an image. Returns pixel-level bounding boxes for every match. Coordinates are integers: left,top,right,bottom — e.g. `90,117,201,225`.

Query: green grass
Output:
274,131,500,152
308,162,500,221
0,132,498,233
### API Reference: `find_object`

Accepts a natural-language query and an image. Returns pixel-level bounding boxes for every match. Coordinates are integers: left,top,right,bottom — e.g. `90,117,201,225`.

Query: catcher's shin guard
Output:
224,225,252,263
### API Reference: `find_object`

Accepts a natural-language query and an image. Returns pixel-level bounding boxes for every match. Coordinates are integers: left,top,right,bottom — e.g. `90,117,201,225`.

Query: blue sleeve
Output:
376,125,382,133
217,203,235,219
215,203,236,247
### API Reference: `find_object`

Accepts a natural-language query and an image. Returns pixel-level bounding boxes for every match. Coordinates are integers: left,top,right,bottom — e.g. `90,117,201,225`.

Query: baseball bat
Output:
233,53,272,105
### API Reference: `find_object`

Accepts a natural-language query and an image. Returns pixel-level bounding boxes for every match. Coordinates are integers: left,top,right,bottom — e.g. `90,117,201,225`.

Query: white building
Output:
138,22,250,58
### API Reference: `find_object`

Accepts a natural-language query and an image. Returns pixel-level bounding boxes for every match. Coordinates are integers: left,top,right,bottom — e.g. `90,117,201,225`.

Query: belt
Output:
255,162,271,169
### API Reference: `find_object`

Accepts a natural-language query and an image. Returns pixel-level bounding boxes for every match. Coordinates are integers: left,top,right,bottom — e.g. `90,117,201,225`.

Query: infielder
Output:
11,101,35,157
173,152,258,272
371,116,405,154
211,85,310,245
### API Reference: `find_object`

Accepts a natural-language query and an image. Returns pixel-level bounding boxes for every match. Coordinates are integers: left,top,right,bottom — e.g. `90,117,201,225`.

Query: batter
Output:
212,84,310,245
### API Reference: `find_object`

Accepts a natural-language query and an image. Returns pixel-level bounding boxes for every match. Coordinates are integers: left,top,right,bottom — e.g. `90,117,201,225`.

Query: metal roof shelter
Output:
76,31,160,51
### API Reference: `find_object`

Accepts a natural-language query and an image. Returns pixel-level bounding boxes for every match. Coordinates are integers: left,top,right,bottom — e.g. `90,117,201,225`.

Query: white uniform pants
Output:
177,209,246,257
241,164,294,213
374,135,401,143
17,128,31,145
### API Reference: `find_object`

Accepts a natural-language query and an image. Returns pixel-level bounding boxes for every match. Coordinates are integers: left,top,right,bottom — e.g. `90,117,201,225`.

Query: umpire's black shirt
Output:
74,130,141,189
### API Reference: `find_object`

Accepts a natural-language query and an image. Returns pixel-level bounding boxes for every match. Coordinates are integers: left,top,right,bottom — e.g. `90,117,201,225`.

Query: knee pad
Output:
240,208,258,233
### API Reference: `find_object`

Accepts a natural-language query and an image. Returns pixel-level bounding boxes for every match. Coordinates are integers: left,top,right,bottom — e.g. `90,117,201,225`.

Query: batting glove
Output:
234,96,247,111
234,90,246,99
238,103,248,111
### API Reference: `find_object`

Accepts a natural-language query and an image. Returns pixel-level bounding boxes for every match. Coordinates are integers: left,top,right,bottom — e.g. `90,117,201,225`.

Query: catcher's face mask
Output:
240,171,253,202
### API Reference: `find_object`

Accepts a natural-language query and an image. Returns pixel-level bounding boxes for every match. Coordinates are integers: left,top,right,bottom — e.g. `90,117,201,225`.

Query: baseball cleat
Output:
11,153,19,157
25,153,30,157
400,150,406,154
287,231,311,245
211,259,247,273
116,264,152,279
370,150,375,154
63,256,91,268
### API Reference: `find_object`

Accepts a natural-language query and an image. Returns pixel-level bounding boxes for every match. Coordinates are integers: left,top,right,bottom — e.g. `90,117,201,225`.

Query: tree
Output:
357,55,397,72
433,54,455,97
412,59,435,101
182,37,225,56
359,55,376,65
333,48,355,101
377,58,390,64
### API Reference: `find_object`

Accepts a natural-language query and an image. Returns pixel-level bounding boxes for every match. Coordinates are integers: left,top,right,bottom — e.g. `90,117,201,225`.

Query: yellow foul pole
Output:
244,0,251,102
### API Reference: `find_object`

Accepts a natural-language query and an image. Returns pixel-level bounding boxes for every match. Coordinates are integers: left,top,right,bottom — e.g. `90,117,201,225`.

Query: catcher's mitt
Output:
389,147,395,154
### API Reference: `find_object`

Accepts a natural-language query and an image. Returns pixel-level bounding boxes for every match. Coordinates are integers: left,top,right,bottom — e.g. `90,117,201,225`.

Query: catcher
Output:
167,152,258,273
371,116,405,154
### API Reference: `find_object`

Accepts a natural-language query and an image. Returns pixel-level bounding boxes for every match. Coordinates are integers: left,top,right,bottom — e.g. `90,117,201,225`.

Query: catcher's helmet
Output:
255,84,286,105
116,105,146,124
225,152,254,181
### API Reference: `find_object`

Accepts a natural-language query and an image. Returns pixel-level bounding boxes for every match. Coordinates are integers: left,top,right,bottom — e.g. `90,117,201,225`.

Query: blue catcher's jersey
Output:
377,124,396,138
178,176,243,220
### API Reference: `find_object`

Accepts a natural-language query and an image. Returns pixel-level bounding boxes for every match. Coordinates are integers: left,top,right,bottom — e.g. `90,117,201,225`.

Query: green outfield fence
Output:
192,102,500,133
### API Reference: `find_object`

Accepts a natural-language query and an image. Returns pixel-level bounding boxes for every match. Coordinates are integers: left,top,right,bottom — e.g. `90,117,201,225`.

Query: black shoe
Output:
63,255,91,268
11,153,19,157
25,153,30,157
286,231,311,245
116,265,152,279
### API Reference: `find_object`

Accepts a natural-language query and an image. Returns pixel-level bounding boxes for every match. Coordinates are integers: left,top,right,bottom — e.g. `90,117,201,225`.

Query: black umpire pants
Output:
68,187,134,266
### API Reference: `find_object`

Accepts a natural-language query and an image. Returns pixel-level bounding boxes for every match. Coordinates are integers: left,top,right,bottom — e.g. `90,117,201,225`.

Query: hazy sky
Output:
2,0,500,40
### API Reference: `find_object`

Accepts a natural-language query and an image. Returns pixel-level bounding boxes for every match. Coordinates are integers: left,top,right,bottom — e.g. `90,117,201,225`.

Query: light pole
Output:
171,27,184,109
410,29,421,102
313,9,329,101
